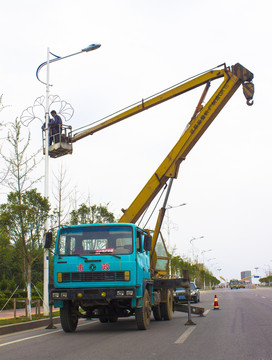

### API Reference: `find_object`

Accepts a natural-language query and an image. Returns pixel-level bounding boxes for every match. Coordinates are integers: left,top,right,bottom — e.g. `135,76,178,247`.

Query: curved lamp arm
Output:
36,43,101,85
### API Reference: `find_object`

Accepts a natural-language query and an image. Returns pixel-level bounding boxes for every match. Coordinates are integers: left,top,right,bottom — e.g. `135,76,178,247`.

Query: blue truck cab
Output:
50,223,155,331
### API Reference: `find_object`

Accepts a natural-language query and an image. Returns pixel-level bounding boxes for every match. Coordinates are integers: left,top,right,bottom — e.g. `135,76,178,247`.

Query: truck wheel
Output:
60,301,78,332
153,305,162,321
160,289,173,320
109,315,118,322
99,317,109,323
135,289,151,330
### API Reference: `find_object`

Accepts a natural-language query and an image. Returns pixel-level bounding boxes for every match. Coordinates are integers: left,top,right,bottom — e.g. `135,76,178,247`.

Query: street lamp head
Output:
82,43,101,52
190,235,204,244
166,203,186,210
201,249,212,254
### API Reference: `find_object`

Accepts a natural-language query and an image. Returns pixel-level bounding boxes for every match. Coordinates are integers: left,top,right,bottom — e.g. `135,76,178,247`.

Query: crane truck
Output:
44,63,254,332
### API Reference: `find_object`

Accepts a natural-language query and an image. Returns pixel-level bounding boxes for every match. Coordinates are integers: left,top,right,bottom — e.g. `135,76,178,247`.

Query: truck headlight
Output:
117,290,125,296
52,292,60,298
126,290,133,296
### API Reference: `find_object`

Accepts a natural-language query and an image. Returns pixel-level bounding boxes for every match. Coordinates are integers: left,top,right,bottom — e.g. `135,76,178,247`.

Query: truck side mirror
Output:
44,232,53,249
144,234,152,252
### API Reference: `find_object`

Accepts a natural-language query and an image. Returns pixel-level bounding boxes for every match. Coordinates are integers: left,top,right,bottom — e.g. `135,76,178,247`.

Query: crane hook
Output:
247,99,254,106
243,82,254,106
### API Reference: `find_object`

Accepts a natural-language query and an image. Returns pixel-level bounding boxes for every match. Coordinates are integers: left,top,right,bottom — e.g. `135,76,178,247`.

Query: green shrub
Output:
0,276,8,291
7,277,17,292
16,290,27,298
2,290,12,298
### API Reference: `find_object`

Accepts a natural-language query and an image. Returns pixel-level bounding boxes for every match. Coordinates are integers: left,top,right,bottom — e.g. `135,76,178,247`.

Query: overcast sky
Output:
1,0,272,282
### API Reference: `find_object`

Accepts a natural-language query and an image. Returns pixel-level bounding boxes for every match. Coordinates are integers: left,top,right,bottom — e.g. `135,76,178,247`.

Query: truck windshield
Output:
58,226,133,256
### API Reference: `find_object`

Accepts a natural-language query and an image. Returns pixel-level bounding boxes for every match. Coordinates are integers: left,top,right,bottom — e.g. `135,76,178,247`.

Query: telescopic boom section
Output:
71,66,227,143
67,63,253,226
118,63,254,224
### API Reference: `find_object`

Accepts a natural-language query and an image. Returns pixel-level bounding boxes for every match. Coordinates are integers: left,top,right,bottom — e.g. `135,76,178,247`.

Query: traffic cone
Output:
213,295,220,310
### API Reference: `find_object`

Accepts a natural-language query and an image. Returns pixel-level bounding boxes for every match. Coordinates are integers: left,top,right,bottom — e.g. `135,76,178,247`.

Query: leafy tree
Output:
0,199,24,288
70,203,115,225
169,254,219,288
259,275,272,286
0,189,50,318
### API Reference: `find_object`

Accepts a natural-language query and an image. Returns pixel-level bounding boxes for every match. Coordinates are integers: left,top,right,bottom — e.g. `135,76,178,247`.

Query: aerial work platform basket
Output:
42,124,73,158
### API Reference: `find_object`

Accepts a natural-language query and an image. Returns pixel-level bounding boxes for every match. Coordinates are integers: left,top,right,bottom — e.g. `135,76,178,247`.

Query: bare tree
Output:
0,95,11,184
52,165,71,227
0,94,7,113
0,117,45,318
1,118,43,193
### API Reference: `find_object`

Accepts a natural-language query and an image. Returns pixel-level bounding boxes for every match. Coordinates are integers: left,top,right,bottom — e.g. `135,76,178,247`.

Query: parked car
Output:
173,282,200,303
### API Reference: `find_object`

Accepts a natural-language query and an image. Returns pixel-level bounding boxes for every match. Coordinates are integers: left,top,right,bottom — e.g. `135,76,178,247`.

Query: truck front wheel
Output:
135,289,151,330
60,301,78,332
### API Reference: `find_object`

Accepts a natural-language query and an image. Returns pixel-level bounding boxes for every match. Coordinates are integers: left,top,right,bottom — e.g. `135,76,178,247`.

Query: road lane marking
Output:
0,329,63,347
175,326,196,344
0,321,97,348
203,309,210,316
261,296,266,299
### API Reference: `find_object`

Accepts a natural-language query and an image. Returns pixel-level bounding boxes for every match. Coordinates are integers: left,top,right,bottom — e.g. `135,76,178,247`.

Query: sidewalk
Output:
0,307,60,336
0,306,47,320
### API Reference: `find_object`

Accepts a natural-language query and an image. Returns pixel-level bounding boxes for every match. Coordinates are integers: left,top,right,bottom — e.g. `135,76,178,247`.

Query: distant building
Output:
241,270,252,284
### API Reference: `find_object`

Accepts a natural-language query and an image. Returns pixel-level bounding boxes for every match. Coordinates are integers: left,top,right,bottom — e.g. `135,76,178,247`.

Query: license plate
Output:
179,295,186,299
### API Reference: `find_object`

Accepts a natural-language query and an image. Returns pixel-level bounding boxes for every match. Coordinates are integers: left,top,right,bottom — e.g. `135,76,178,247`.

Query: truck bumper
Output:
51,287,136,304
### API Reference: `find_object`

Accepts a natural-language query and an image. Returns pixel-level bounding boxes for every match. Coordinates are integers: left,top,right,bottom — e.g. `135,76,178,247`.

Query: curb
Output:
0,317,60,336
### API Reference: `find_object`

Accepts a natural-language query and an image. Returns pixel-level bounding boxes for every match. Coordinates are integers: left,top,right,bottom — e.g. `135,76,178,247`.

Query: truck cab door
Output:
136,230,151,289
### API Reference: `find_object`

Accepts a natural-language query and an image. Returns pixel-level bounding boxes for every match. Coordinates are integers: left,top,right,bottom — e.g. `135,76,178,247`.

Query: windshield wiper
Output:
108,253,121,259
89,250,121,259
73,254,88,260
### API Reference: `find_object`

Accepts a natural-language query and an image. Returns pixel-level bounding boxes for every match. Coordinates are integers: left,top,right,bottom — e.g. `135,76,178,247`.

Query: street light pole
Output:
207,257,216,265
43,47,50,316
189,236,204,263
163,200,186,277
165,202,186,248
207,257,216,288
201,249,212,290
201,249,212,262
37,43,101,316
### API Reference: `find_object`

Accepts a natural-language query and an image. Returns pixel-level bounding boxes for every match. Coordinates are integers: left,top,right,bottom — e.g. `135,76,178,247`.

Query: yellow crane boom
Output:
45,63,254,274
70,63,253,144
118,64,254,226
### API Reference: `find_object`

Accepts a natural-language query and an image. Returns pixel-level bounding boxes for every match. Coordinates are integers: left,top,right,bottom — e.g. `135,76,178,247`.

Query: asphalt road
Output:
0,288,272,360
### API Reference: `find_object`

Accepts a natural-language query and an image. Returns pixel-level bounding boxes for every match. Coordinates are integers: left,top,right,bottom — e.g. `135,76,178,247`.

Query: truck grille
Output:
61,271,125,283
